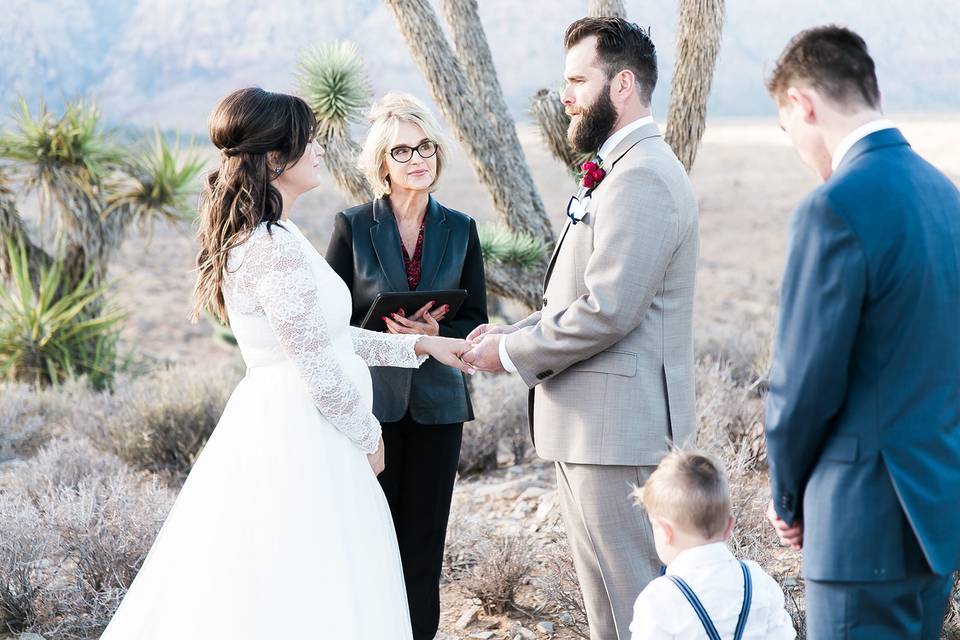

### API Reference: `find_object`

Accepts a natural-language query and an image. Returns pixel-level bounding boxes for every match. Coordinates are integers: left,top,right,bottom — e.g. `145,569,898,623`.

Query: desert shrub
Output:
453,525,536,614
696,358,767,470
0,492,54,633
0,450,174,639
533,539,589,638
80,363,240,481
0,378,94,462
13,437,127,501
462,372,529,475
696,314,774,392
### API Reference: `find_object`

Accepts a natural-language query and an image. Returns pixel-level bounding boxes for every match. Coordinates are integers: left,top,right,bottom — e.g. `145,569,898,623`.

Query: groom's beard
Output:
568,86,618,155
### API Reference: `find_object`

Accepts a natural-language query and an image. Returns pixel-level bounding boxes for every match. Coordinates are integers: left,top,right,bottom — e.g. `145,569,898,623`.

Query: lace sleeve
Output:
234,227,381,454
350,327,428,368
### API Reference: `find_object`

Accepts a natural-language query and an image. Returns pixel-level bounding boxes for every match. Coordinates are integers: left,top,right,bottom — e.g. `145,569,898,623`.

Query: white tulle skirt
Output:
100,363,413,639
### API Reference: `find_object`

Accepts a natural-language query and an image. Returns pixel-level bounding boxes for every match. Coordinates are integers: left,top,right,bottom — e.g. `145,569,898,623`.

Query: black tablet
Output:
360,289,468,332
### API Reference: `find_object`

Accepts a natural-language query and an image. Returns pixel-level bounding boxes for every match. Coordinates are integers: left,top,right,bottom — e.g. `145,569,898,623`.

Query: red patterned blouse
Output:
399,219,426,290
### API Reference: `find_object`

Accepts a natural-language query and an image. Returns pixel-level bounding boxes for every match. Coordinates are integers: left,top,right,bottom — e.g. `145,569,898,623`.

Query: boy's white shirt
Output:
630,542,796,640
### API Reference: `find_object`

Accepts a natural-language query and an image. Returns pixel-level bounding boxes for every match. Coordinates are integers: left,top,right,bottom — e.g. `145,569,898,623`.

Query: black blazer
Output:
326,195,488,424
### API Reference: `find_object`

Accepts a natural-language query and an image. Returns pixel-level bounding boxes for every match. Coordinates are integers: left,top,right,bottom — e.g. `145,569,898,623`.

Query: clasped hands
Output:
459,323,514,373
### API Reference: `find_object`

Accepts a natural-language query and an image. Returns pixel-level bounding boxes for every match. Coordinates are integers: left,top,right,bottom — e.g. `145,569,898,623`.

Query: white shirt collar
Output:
831,119,897,171
597,115,655,163
666,541,734,576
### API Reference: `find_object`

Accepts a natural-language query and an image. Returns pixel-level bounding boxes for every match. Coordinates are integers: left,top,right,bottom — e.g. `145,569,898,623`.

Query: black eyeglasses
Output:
389,140,438,163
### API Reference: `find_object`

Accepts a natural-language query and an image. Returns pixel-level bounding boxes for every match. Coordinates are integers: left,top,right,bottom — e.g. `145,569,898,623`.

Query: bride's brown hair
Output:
193,87,317,323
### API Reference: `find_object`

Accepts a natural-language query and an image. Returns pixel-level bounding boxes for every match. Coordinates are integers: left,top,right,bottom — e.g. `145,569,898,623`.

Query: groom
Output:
464,17,698,639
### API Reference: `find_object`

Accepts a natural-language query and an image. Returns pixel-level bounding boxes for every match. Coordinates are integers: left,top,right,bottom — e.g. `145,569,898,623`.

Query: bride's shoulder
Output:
227,222,301,271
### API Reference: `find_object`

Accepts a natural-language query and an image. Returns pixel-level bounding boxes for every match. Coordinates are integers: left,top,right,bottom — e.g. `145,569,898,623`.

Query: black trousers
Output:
378,414,463,640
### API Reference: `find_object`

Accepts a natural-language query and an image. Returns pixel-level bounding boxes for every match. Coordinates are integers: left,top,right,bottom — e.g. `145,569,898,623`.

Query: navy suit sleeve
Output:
325,212,355,292
765,194,867,525
439,218,488,339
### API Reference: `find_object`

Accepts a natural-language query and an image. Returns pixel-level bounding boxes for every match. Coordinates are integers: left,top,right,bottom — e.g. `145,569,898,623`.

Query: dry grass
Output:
0,441,174,638
0,379,93,462
460,371,530,475
77,363,240,482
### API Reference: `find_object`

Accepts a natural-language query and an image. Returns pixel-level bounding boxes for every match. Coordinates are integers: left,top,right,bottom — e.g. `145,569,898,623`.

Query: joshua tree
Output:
298,42,375,204
534,0,725,173
306,0,723,310
0,99,202,289
0,98,202,386
663,0,726,171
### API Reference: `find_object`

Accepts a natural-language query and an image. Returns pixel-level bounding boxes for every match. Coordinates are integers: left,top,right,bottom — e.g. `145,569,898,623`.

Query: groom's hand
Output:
466,323,515,343
767,499,803,550
462,333,505,372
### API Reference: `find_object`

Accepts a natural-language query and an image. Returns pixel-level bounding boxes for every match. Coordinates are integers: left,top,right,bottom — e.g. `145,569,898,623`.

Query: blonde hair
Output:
357,92,447,198
634,450,731,539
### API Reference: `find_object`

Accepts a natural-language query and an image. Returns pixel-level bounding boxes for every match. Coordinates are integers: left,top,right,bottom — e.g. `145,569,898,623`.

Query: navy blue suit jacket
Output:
765,128,960,582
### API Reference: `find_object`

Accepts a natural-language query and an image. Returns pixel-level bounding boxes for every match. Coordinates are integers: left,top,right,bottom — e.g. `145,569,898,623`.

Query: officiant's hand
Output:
462,334,505,373
367,436,386,476
466,323,516,342
383,302,449,337
415,336,476,375
767,499,803,550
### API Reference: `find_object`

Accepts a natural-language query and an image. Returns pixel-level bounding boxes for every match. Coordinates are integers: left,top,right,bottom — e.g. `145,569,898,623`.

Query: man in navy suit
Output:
763,25,960,639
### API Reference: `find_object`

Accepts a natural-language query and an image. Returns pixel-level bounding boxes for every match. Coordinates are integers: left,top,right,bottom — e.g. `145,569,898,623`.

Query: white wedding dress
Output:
101,219,420,639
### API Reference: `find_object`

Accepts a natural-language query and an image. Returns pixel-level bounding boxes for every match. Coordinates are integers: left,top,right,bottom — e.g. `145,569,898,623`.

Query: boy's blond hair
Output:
634,450,731,539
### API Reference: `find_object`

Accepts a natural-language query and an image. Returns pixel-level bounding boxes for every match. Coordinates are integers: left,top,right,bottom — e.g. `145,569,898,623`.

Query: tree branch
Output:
383,0,552,243
663,0,725,171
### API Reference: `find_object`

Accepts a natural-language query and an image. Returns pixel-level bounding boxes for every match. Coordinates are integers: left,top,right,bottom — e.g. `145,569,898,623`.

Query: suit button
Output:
542,296,548,307
536,370,554,380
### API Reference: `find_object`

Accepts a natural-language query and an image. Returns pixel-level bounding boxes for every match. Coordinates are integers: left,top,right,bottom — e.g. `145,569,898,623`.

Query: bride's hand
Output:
367,436,385,476
414,336,476,375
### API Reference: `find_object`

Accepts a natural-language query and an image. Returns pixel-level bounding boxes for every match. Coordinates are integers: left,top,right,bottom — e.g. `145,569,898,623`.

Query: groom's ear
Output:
612,68,637,102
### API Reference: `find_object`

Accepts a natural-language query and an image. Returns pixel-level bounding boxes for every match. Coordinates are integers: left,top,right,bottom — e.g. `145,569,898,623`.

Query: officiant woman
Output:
325,92,488,640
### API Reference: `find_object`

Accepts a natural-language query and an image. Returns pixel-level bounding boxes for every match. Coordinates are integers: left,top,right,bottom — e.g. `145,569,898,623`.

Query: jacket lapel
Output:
543,218,573,290
542,124,659,292
416,196,449,291
370,196,410,292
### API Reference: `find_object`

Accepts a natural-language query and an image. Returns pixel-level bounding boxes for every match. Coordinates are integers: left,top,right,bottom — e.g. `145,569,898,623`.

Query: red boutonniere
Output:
579,160,606,190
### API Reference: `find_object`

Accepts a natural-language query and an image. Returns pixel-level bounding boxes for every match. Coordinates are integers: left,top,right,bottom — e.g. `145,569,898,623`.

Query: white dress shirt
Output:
497,115,657,374
831,119,897,172
630,542,796,640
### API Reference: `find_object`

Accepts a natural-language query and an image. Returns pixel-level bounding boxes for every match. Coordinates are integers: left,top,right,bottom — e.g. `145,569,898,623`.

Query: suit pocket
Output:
821,434,858,463
568,350,637,377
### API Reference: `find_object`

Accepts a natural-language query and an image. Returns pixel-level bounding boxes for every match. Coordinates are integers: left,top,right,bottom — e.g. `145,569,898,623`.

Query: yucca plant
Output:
478,223,547,270
297,41,374,203
0,237,126,389
0,98,201,288
105,130,205,233
298,41,372,140
0,98,122,211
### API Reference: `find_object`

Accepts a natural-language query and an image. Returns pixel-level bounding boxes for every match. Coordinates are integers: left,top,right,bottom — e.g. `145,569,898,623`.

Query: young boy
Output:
629,451,795,639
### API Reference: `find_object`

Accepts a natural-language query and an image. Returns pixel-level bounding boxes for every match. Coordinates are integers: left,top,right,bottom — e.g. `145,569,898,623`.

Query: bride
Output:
99,87,475,639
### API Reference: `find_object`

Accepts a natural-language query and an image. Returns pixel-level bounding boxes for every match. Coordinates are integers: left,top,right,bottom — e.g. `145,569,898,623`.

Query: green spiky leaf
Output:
478,224,547,270
0,236,126,389
297,41,372,140
0,98,122,212
105,129,205,231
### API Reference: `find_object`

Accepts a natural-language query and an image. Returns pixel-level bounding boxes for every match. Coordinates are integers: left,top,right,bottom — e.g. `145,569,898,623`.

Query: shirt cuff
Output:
499,334,518,373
